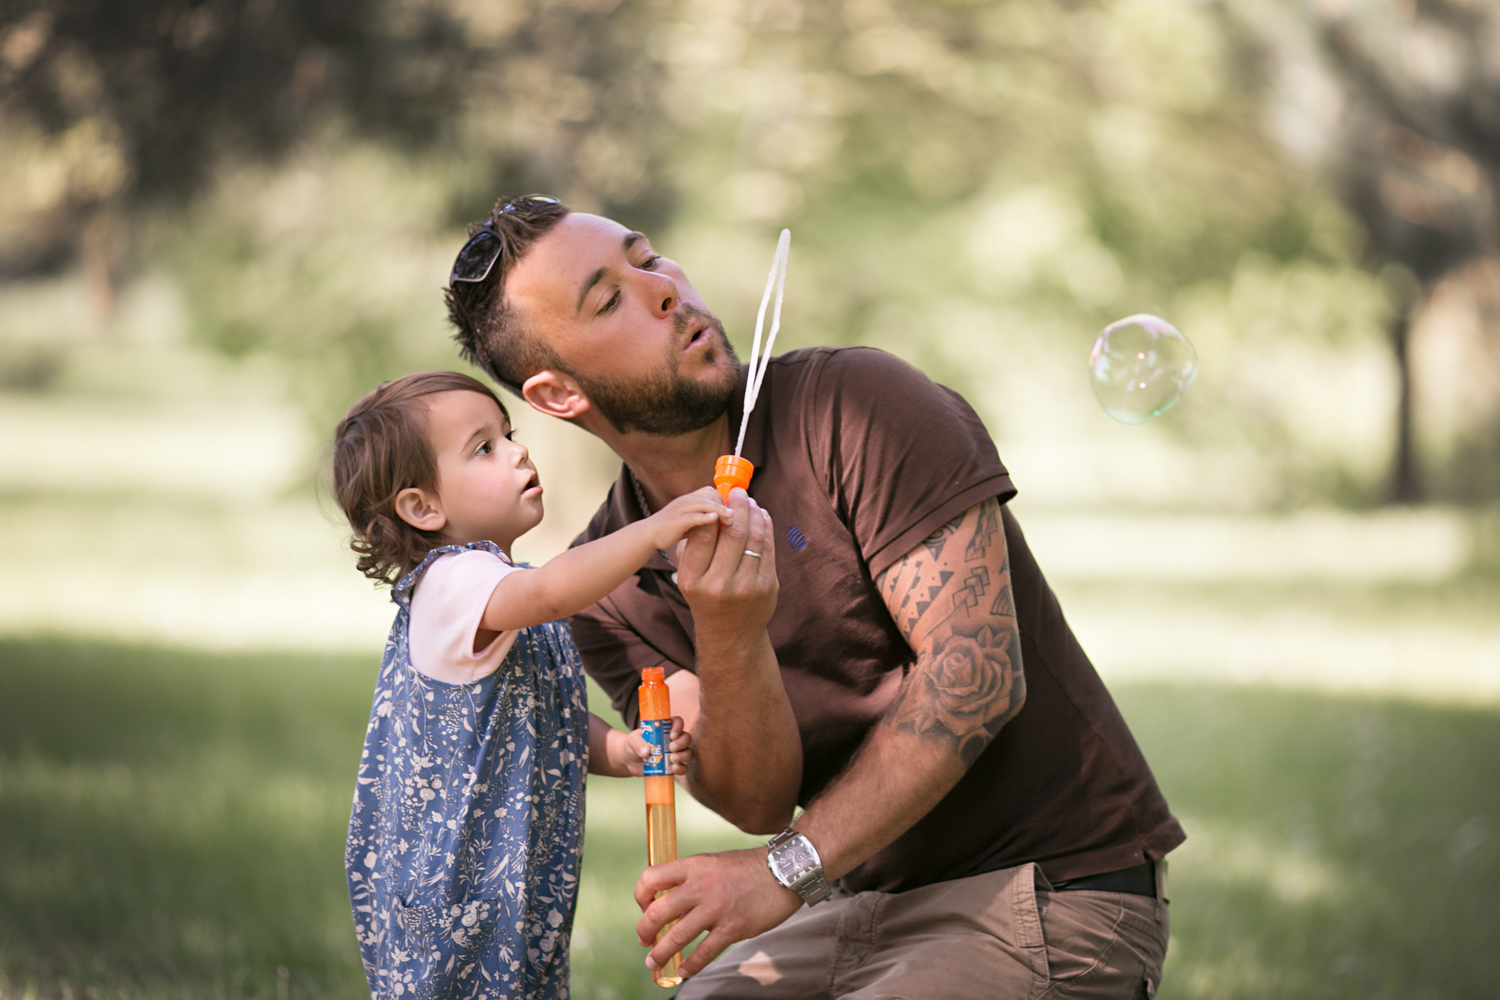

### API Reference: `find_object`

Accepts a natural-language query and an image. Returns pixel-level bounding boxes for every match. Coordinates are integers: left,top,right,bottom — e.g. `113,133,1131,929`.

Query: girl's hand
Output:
645,488,731,553
626,715,694,776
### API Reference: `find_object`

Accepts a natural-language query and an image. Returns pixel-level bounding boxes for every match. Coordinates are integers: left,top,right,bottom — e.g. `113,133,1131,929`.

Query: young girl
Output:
332,370,723,1000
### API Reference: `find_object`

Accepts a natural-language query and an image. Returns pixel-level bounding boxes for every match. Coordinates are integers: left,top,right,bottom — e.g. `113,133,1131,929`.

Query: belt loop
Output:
1008,862,1048,987
1152,857,1170,922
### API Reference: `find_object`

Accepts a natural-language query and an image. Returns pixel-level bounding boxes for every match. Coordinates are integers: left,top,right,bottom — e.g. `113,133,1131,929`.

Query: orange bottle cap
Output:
714,455,755,502
639,667,672,721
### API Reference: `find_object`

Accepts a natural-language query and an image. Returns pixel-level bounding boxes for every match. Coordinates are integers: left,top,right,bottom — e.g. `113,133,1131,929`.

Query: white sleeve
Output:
408,550,524,685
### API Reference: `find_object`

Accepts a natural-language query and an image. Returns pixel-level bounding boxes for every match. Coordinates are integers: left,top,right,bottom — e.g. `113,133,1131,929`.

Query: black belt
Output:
1050,860,1156,898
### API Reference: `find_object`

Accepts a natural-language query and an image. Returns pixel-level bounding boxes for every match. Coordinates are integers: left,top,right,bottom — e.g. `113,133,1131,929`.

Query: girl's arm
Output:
483,488,728,633
589,714,693,778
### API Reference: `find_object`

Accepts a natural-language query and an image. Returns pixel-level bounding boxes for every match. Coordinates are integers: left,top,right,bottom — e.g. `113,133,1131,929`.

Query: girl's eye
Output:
504,429,517,442
475,441,492,456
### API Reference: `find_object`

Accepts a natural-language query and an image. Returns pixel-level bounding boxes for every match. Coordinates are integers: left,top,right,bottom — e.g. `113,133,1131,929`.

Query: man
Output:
445,195,1185,999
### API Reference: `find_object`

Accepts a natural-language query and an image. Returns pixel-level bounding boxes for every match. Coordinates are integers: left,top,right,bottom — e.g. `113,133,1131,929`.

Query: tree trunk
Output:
1389,306,1422,504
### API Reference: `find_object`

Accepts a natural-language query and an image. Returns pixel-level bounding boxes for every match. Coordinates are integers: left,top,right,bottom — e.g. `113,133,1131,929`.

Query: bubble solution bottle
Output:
639,667,683,987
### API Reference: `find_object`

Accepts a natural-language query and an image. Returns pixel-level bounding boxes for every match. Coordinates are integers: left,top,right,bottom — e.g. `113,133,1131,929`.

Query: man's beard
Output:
572,307,742,436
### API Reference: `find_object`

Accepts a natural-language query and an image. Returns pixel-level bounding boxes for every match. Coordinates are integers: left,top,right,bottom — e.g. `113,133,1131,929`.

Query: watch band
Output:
766,827,833,906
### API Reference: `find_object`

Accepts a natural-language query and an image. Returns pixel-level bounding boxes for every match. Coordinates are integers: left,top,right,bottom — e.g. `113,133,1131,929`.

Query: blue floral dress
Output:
346,542,589,1000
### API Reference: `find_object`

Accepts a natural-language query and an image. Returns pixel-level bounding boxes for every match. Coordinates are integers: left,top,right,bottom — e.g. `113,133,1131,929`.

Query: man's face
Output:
505,213,740,435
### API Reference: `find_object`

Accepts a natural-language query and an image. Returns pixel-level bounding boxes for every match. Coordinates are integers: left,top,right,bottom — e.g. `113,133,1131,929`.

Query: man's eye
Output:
599,290,620,315
640,254,663,270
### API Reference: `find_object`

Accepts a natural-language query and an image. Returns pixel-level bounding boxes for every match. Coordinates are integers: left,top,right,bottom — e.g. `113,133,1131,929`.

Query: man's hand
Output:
634,848,803,980
673,486,778,639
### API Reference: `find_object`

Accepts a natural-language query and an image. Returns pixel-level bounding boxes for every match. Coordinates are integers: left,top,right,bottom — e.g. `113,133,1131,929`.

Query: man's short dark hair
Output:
445,195,571,396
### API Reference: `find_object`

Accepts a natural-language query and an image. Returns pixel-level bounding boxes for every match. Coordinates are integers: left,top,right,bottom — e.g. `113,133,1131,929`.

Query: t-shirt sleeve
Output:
808,348,1015,580
409,549,523,685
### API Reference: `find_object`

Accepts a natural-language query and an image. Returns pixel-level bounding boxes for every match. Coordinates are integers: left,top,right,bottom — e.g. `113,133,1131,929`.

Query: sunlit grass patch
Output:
1058,570,1500,704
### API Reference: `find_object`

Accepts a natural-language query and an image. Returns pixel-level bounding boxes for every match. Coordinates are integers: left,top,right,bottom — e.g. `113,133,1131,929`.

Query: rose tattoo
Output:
901,622,1022,767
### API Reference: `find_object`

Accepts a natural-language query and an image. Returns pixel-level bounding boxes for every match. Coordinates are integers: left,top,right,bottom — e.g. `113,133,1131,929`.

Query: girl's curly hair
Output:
332,371,508,584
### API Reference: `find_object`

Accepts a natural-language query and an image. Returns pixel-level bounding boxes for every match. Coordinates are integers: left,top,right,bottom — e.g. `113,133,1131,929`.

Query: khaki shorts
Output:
676,863,1169,1000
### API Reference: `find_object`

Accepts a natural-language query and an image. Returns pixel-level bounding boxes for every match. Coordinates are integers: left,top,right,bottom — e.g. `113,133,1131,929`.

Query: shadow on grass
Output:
1114,684,1500,1000
0,636,374,1000
0,637,1496,999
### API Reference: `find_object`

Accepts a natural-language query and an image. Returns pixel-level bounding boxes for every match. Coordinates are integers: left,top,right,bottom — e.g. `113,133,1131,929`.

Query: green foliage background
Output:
2,1,1499,999
6,0,1473,507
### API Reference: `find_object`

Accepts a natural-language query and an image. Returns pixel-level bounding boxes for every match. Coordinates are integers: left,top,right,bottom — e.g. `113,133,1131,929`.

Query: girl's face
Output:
399,389,543,554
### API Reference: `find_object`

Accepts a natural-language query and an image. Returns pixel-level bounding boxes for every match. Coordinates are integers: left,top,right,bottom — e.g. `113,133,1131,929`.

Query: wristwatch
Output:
765,827,832,906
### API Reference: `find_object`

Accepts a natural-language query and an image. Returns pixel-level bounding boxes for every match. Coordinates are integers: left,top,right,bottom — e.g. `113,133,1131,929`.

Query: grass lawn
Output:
1,637,1496,999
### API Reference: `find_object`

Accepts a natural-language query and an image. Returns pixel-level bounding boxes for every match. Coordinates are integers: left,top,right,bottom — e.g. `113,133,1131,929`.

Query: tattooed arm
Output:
874,496,1025,768
791,496,1025,864
634,497,1025,977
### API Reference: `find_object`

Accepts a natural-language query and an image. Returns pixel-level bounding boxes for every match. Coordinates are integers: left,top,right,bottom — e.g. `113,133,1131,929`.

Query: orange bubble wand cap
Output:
714,455,754,502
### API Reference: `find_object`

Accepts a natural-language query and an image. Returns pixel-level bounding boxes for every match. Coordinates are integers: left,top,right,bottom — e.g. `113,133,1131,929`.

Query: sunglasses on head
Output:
448,195,562,286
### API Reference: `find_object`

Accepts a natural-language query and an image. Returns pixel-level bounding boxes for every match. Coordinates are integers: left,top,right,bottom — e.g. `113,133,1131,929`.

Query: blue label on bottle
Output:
641,719,669,777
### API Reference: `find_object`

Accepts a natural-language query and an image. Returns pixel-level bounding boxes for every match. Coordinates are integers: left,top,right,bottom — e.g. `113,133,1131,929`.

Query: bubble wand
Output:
714,229,791,500
639,667,682,987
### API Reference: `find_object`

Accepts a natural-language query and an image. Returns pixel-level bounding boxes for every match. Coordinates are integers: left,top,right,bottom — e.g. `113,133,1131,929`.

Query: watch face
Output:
772,837,817,882
784,843,815,873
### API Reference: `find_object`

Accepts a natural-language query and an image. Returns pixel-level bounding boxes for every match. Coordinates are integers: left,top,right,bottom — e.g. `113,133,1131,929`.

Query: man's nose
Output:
645,271,678,317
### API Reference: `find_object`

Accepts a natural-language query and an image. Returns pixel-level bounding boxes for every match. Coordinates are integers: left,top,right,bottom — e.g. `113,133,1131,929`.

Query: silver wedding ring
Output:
743,550,762,558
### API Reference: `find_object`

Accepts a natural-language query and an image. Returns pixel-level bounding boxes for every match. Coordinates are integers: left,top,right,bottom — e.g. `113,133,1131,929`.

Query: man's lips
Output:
682,324,711,352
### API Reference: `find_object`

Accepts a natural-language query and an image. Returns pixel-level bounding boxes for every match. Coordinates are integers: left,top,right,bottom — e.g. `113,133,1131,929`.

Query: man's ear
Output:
394,487,446,533
522,370,591,421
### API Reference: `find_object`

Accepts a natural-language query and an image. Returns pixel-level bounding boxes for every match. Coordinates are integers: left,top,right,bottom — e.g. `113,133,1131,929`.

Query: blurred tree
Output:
1,0,457,311
1230,0,1500,502
1,0,1426,508
1326,0,1500,503
0,0,677,314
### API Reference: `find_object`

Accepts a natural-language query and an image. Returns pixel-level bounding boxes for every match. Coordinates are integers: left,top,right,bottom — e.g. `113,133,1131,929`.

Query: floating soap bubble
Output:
1088,314,1197,425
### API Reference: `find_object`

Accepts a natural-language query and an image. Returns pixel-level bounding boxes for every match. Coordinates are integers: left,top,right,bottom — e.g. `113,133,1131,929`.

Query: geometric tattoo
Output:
874,497,1026,769
964,501,1001,562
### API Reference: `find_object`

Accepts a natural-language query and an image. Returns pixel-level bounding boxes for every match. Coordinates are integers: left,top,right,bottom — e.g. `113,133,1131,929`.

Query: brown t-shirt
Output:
571,347,1185,892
